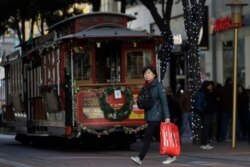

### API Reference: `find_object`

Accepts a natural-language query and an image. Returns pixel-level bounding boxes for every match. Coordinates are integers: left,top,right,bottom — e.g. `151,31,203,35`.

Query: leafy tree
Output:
34,0,78,35
0,0,34,44
0,0,88,47
0,0,10,36
0,0,138,44
91,0,101,11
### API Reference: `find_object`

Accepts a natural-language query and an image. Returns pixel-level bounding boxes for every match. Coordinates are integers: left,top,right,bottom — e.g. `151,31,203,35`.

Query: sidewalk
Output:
159,126,249,167
130,138,250,167
173,126,250,167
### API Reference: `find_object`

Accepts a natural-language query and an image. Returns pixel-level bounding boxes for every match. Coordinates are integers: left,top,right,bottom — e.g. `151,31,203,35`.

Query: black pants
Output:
139,121,160,160
200,114,212,145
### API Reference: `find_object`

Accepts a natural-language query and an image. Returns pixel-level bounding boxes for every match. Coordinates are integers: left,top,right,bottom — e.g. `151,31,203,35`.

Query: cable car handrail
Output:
83,23,127,32
77,83,143,87
77,83,144,91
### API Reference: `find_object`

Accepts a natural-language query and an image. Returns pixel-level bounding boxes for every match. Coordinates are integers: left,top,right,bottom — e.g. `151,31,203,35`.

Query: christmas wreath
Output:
100,87,133,121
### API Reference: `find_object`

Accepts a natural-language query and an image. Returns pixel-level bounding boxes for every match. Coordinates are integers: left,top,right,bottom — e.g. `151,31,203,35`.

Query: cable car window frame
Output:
125,49,152,83
72,46,92,82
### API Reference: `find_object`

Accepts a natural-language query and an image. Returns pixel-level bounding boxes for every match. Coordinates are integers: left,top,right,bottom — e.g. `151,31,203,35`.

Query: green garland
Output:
80,124,147,137
100,87,133,121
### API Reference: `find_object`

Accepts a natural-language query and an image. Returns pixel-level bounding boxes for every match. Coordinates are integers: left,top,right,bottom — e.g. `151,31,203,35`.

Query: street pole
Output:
232,27,238,149
226,0,248,149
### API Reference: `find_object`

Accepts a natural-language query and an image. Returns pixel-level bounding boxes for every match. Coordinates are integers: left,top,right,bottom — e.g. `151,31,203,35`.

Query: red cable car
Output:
1,12,162,148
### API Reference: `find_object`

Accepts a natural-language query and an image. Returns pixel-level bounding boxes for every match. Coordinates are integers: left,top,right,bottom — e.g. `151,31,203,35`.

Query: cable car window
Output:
73,47,91,81
42,50,58,85
126,50,151,79
95,42,121,83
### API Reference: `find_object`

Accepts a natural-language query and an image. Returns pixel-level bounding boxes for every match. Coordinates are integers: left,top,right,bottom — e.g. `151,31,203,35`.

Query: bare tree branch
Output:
162,0,165,17
140,0,164,31
190,0,197,5
182,0,189,7
165,0,173,20
120,0,126,13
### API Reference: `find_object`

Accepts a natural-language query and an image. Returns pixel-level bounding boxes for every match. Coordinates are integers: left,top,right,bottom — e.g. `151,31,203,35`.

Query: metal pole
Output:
70,42,75,127
232,27,238,149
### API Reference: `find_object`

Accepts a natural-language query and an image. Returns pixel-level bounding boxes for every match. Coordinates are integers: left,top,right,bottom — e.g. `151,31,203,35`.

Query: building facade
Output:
117,0,249,90
211,0,250,88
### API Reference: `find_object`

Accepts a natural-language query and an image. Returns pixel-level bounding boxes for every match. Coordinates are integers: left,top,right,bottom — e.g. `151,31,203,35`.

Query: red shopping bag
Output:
160,122,180,156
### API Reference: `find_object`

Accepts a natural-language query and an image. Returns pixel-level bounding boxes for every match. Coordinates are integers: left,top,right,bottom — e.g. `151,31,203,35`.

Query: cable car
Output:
0,12,161,148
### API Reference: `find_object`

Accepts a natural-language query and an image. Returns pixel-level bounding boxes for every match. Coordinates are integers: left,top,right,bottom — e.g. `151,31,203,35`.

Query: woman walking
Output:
130,65,176,165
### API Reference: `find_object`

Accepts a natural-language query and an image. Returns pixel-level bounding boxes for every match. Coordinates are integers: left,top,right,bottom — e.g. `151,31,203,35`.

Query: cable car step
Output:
26,133,49,136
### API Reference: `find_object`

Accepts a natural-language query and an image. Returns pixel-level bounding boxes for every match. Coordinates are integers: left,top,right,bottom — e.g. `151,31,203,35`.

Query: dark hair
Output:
225,77,232,85
142,65,158,78
200,80,214,92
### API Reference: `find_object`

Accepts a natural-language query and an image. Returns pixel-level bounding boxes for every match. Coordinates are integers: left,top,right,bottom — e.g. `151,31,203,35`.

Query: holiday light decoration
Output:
182,1,205,144
159,20,174,81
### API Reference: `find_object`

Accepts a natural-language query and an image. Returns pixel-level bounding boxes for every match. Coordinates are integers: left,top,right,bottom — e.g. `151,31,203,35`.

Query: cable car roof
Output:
58,23,160,40
48,12,136,31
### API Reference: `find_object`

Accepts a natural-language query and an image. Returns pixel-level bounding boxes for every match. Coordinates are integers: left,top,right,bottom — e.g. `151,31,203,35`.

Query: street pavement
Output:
179,127,250,167
129,137,250,167
178,139,250,167
0,130,250,167
129,126,250,167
